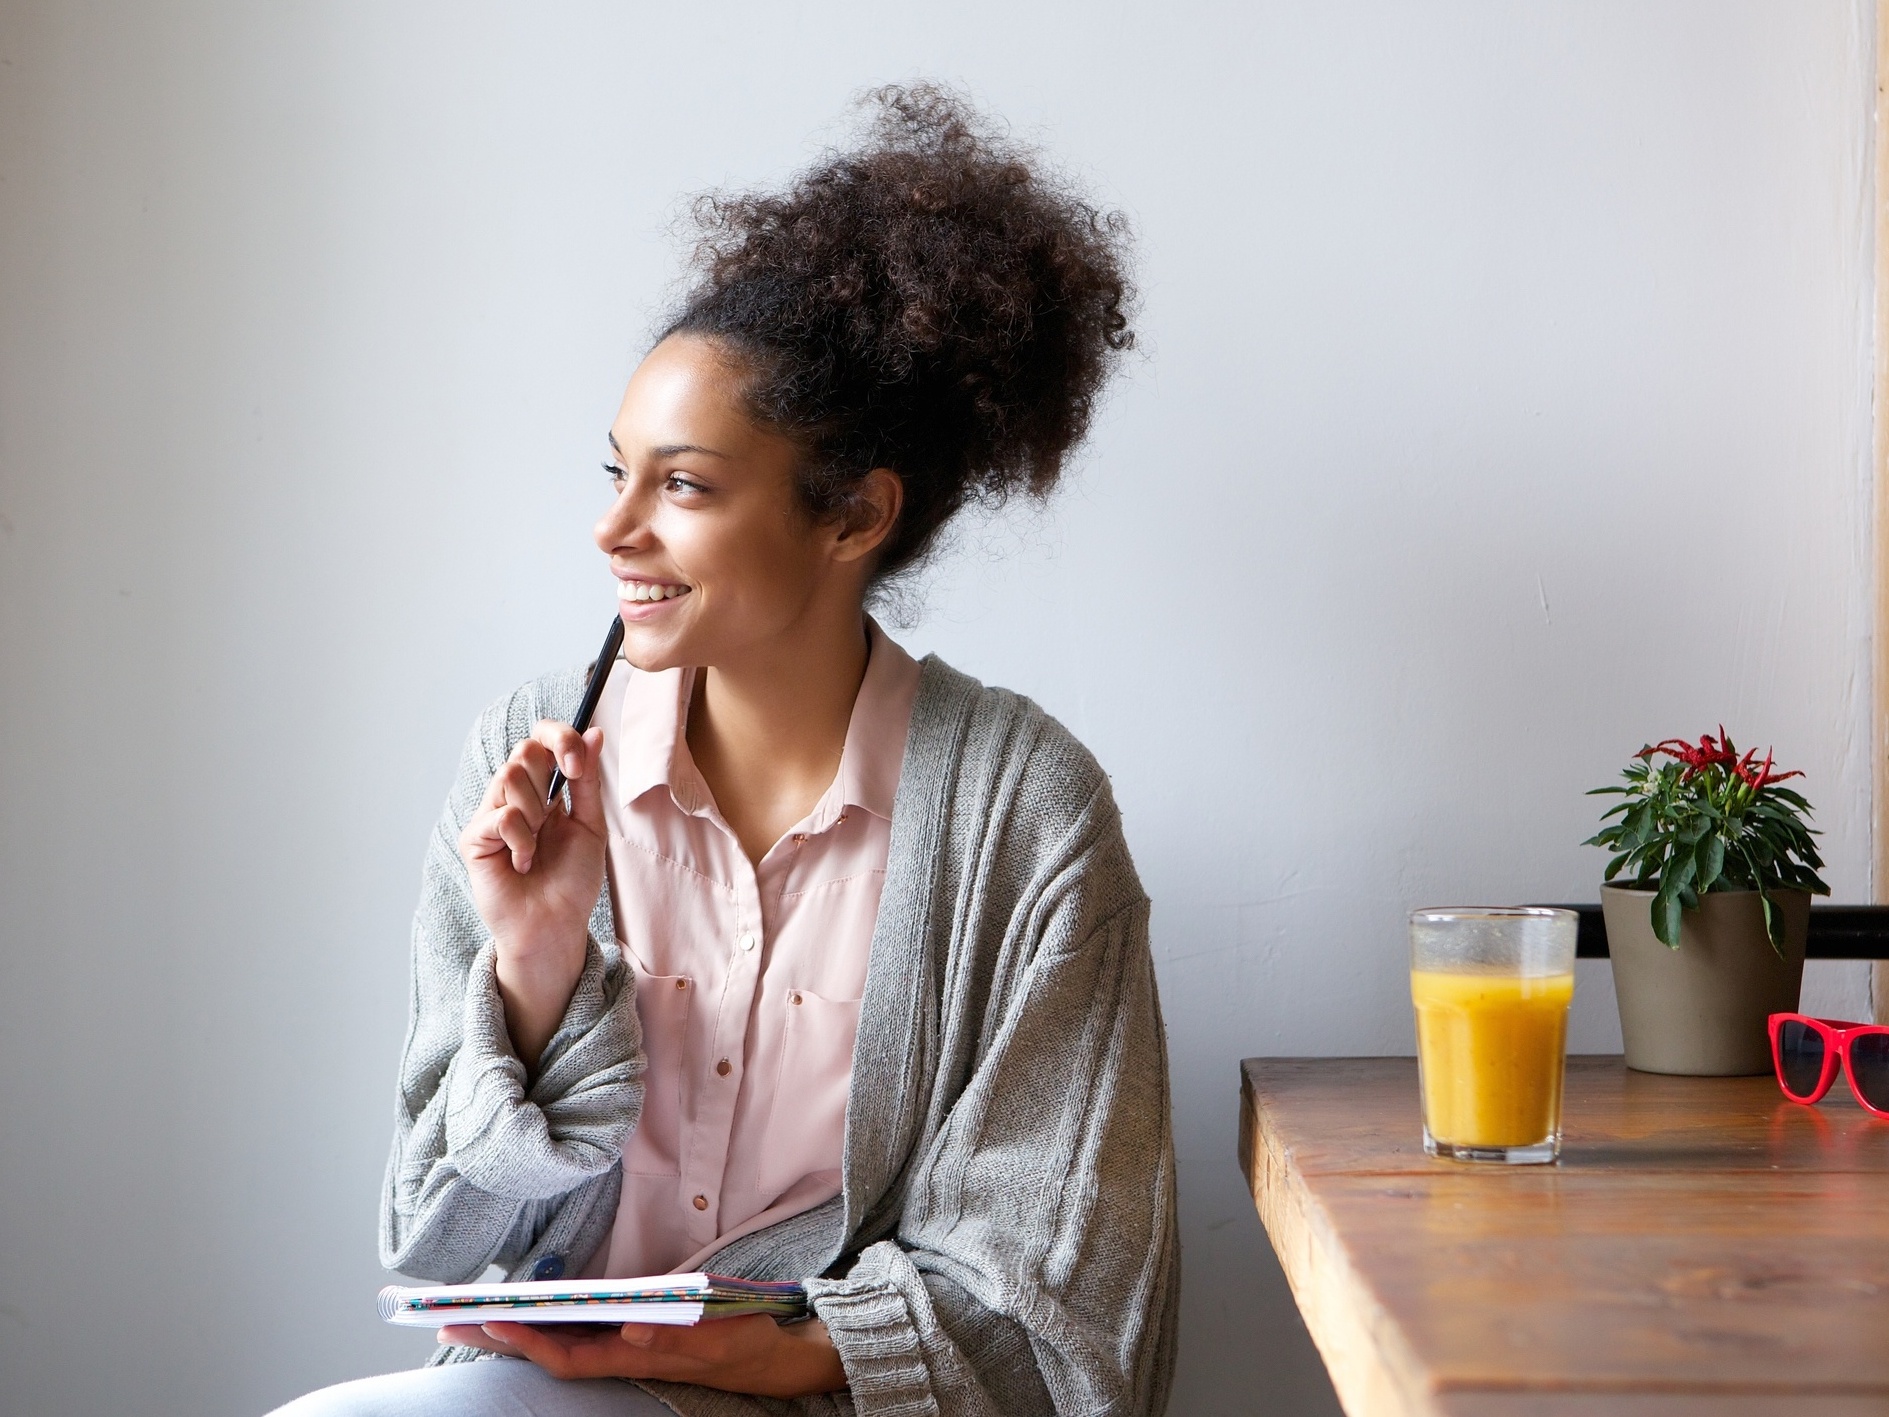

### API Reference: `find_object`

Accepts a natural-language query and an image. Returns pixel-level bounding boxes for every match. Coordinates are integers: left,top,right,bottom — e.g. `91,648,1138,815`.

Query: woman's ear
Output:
829,468,904,565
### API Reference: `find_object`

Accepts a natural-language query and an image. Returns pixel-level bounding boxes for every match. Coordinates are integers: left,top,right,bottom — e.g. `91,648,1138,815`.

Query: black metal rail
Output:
1534,905,1889,960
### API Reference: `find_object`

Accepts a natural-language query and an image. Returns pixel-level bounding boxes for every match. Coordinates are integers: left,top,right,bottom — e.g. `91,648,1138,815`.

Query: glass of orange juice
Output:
1410,907,1578,1164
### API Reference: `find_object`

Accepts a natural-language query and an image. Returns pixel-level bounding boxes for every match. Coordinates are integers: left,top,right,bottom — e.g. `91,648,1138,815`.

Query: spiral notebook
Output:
379,1273,808,1328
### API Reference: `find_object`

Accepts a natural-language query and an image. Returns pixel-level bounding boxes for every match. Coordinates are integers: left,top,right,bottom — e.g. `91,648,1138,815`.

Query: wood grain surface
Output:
1240,1057,1889,1417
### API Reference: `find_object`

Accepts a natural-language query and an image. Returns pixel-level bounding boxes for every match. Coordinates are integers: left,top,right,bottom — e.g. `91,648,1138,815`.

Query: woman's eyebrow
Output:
607,431,730,460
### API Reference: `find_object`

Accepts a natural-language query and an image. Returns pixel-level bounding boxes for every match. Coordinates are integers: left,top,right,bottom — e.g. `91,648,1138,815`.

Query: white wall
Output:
0,3,1874,1415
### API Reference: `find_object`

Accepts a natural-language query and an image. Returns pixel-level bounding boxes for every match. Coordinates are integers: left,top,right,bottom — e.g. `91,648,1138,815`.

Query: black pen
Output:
546,614,626,807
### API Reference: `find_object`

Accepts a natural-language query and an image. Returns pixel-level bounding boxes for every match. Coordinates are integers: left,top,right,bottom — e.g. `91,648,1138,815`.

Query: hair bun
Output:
670,83,1135,582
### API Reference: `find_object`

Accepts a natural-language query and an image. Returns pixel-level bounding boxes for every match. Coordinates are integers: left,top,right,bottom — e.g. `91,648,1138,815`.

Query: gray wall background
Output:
0,3,1876,1414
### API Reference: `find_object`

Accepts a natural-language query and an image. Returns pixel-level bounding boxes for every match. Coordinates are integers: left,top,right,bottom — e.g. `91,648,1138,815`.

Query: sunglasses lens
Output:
1848,1034,1889,1114
1777,1019,1826,1098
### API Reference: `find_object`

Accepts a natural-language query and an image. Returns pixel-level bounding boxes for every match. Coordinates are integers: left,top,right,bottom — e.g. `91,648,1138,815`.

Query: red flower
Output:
1734,747,1803,790
1640,728,1738,780
1640,729,1801,789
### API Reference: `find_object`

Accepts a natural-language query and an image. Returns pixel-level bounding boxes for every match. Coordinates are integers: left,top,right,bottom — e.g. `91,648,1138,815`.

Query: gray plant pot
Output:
1600,886,1808,1076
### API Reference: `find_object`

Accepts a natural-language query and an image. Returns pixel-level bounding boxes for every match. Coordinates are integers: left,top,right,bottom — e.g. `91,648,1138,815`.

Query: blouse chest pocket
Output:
621,943,690,1178
756,989,862,1204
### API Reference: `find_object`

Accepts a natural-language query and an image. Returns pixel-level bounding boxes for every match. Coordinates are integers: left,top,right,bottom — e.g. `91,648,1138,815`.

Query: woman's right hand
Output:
458,721,608,1071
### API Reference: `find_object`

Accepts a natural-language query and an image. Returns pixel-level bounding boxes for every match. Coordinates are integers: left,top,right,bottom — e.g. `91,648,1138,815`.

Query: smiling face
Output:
595,332,892,675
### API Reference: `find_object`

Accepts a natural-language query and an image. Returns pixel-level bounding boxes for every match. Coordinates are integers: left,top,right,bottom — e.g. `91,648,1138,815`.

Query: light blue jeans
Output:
267,1357,674,1416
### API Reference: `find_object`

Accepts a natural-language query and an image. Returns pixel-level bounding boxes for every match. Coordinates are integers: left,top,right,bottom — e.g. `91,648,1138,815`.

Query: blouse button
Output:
692,1194,708,1211
716,1058,731,1077
674,977,688,990
739,932,757,953
790,991,803,1005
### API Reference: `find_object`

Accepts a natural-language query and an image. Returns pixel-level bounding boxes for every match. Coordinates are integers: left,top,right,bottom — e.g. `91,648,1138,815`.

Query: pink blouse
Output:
581,620,921,1278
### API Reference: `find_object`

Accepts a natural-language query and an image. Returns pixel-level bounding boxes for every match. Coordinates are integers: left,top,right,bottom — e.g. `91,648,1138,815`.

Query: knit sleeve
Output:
378,685,645,1283
806,893,1179,1417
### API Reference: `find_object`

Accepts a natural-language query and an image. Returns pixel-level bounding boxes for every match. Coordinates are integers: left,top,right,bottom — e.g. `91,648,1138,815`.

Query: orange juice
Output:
1412,971,1573,1148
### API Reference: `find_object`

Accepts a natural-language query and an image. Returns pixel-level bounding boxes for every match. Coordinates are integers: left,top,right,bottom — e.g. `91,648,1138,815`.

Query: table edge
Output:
1239,1062,1442,1417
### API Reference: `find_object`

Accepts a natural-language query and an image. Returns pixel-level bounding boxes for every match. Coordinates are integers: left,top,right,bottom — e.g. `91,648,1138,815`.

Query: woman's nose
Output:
594,482,651,554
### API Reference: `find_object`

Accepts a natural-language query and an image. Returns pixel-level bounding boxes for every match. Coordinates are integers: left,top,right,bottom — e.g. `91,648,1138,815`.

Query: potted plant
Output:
1585,730,1828,1075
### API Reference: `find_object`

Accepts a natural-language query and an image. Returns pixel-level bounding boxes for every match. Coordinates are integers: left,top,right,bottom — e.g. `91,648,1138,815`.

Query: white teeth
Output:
617,580,689,603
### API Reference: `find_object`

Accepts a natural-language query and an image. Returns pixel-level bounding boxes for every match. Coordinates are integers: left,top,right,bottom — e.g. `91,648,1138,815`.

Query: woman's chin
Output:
617,620,693,674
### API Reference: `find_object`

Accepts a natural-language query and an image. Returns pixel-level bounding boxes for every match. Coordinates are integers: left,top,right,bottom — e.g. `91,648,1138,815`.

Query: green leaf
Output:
1604,851,1631,882
1760,891,1784,956
1652,883,1683,947
1737,842,1768,897
1695,834,1725,893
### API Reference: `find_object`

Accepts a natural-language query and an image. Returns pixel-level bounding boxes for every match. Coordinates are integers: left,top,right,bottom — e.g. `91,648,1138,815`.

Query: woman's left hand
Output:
437,1315,847,1398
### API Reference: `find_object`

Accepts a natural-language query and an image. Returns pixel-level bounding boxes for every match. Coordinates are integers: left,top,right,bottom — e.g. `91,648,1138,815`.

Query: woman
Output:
279,86,1177,1417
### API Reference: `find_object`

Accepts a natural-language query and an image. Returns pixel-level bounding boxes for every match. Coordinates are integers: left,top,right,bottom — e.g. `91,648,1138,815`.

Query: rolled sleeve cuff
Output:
443,939,639,1199
809,1249,937,1417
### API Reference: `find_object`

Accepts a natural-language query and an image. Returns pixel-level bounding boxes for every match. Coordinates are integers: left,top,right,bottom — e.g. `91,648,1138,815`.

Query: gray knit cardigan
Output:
380,654,1179,1417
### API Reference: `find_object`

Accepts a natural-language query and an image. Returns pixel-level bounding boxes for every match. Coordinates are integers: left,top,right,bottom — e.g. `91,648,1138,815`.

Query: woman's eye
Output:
602,462,627,484
665,472,707,495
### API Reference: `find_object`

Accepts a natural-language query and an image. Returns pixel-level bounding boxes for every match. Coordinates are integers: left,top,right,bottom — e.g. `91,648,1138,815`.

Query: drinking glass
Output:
1410,907,1578,1164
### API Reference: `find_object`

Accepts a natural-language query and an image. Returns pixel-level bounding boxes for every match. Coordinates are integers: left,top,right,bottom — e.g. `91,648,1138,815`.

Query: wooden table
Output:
1239,1057,1889,1416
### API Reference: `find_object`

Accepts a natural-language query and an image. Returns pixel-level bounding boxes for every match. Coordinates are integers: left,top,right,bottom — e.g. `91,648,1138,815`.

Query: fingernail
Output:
564,753,581,776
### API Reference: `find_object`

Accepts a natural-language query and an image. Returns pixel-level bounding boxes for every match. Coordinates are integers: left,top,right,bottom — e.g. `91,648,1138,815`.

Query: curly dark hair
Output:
666,84,1135,582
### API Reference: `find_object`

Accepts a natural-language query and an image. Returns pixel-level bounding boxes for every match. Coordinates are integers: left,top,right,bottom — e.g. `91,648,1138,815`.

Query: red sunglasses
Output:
1767,1013,1889,1119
